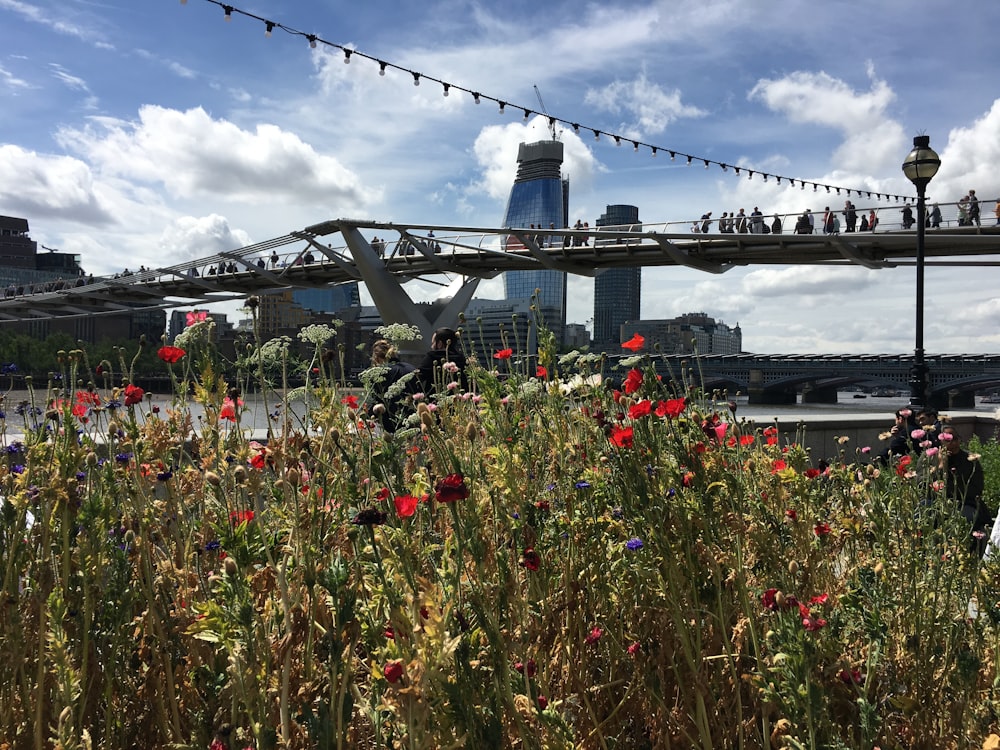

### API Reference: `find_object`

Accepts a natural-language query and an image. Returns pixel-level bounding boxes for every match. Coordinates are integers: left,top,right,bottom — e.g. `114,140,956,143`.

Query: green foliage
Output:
969,434,1000,515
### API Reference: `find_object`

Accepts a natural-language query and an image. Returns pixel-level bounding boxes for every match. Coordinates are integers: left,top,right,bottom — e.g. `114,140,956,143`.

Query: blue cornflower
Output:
114,452,132,464
204,540,221,551
575,480,591,490
75,471,86,481
512,512,520,520
11,464,25,475
7,441,24,454
157,471,173,482
1,363,18,374
611,507,624,520
546,483,557,492
626,537,644,551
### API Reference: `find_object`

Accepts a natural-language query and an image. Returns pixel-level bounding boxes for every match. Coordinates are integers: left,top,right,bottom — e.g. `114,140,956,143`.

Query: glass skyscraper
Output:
593,205,642,351
293,283,360,315
501,140,568,339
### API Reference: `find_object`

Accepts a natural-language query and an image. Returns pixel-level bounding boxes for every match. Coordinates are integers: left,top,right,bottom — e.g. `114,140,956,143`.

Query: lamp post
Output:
901,135,941,408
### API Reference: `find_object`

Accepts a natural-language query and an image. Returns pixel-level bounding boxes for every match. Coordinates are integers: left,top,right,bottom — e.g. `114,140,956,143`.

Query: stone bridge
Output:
635,353,1000,408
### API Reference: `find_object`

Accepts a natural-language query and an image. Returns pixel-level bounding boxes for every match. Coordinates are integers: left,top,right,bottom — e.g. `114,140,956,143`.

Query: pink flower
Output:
585,626,603,645
925,446,939,457
911,428,926,440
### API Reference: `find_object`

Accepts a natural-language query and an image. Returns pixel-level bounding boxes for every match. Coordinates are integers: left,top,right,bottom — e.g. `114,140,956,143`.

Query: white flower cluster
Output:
298,323,342,346
374,323,423,343
173,320,214,351
259,336,292,365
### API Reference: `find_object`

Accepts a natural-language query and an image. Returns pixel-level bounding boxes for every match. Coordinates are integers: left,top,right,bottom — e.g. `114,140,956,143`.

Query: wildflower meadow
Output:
3,316,1000,749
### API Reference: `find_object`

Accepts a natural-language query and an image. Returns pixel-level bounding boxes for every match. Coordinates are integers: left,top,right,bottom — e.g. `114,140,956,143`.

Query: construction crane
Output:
533,85,558,140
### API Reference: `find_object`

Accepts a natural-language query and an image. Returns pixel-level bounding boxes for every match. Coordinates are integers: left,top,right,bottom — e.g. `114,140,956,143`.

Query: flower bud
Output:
224,557,239,577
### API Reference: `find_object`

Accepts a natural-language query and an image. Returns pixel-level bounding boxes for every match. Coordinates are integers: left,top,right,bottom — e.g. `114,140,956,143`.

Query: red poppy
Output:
341,394,359,409
804,468,821,479
761,588,779,611
220,397,244,422
493,347,514,360
229,509,254,527
809,593,829,606
814,522,831,537
537,695,548,710
622,333,645,352
157,345,186,364
250,448,268,470
895,454,913,477
76,390,100,406
628,400,652,419
123,383,144,406
771,459,787,474
536,365,547,378
785,509,798,521
585,626,603,645
376,487,390,501
622,368,643,395
435,473,469,503
802,615,827,632
655,398,686,419
627,641,641,656
394,494,419,518
609,425,634,448
384,660,404,684
520,547,541,571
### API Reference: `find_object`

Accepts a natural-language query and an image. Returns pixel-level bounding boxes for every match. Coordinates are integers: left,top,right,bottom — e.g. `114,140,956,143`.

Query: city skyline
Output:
1,0,999,352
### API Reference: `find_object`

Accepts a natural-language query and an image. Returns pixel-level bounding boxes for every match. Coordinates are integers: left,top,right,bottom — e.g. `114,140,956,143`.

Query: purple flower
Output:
575,480,591,490
626,537,644,551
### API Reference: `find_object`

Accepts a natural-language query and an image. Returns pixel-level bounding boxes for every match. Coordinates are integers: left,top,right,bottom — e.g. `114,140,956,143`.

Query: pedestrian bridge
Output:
2,217,1000,344
639,352,1000,408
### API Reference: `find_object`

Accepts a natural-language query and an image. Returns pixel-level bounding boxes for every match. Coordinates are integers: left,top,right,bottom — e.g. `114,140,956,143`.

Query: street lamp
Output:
901,134,941,408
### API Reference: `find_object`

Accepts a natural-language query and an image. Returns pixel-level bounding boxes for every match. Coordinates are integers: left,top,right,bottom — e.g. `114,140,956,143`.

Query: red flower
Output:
435,473,469,503
622,333,645,352
627,641,641,655
493,348,513,360
229,509,254,527
839,669,863,685
814,522,831,537
809,593,829,606
536,365,547,378
785,508,798,521
622,368,643,395
655,397,686,419
376,487,390,501
536,695,548,710
609,425,634,448
585,626,603,645
384,660,404,684
628,400,652,419
739,434,755,446
896,454,913,477
394,494,419,518
802,615,827,632
157,345,186,364
123,383,144,406
520,547,541,571
250,447,267,470
804,468,821,479
341,394,359,409
771,459,787,474
514,658,537,677
219,397,243,422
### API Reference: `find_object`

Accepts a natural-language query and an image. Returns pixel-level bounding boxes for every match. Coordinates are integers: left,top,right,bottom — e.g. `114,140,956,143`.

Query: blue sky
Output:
2,0,1000,352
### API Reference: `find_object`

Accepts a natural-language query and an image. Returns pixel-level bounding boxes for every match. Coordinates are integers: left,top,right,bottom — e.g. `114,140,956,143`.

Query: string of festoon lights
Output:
182,0,917,203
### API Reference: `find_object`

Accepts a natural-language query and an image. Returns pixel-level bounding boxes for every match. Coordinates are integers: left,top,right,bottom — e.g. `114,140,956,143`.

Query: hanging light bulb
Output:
498,101,506,114
523,109,530,121
473,92,480,104
308,35,317,49
748,170,753,180
412,72,420,86
703,159,709,169
594,130,600,141
632,141,639,152
651,147,657,157
669,152,676,161
686,155,692,165
614,136,621,147
223,5,233,21
801,182,806,190
721,164,728,172
265,21,274,36
378,61,387,76
442,83,449,97
343,49,352,64
776,176,781,185
734,167,740,176
763,174,768,182
572,123,580,133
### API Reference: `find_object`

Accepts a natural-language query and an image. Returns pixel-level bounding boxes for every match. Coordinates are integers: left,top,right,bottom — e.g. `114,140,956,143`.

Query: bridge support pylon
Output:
748,387,797,405
340,225,480,359
801,384,839,404
944,390,976,409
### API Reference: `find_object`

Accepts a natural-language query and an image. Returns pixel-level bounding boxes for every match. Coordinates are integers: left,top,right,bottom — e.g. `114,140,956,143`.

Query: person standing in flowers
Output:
364,339,418,434
418,326,468,396
874,407,919,463
937,428,990,554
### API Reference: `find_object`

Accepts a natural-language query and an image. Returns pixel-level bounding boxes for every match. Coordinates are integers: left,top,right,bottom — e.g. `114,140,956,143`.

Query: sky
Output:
2,0,1000,353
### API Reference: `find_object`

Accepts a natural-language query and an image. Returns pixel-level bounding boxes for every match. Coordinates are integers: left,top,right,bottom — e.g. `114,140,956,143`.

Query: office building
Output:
621,313,742,355
293,283,360,316
501,140,568,344
593,205,642,351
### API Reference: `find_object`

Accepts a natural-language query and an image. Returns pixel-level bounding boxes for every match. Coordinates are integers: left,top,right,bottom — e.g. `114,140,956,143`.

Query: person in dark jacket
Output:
365,339,418,433
418,327,468,396
940,429,990,554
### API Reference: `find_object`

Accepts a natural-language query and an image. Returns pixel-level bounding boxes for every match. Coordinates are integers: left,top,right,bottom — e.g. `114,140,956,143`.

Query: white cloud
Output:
742,266,878,297
49,63,89,92
54,105,381,209
584,73,706,139
0,64,31,91
748,66,906,173
0,145,114,224
0,0,97,43
157,214,252,263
